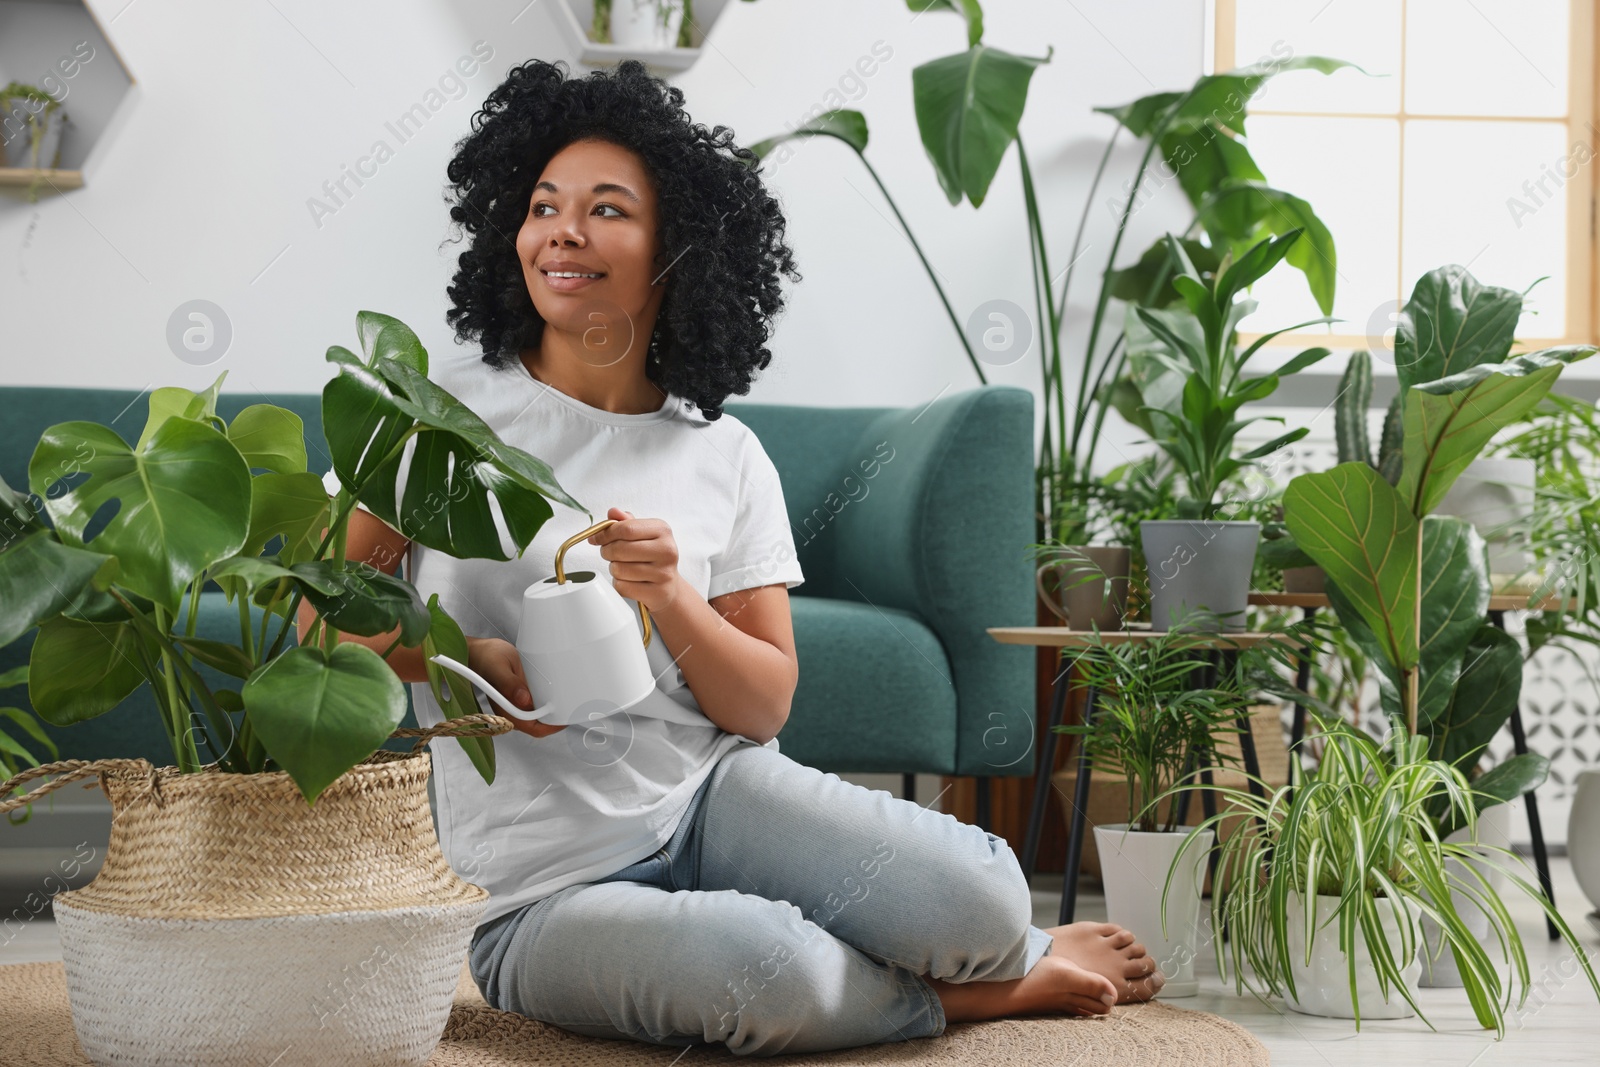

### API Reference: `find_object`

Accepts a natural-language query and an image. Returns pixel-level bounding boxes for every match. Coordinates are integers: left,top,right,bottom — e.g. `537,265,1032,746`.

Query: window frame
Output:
1211,0,1597,349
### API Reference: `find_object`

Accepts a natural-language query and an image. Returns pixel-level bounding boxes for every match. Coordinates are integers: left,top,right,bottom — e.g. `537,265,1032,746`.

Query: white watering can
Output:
428,517,711,728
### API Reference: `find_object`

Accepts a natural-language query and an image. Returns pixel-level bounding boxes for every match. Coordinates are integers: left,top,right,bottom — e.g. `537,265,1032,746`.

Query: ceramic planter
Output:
609,0,685,49
1093,823,1214,997
1284,892,1422,1019
1570,769,1600,916
1036,546,1131,631
1418,801,1514,987
1140,520,1260,633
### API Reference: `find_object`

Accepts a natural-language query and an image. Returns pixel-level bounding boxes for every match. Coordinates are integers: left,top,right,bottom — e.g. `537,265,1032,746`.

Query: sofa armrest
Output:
829,386,1038,776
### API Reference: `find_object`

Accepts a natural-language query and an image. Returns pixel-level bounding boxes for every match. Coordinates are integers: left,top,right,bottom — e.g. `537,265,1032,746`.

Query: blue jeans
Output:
468,742,1054,1056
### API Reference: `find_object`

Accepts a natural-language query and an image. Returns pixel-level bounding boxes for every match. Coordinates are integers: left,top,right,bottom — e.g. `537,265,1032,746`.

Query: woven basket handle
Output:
390,712,513,755
0,714,513,814
0,757,159,816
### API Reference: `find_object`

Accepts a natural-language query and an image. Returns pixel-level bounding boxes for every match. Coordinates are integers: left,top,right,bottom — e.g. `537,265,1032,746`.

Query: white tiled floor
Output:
6,832,1597,1064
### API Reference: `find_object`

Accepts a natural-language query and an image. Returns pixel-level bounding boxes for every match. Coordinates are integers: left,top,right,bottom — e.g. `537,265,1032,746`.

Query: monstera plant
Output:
1,311,583,804
1283,266,1596,824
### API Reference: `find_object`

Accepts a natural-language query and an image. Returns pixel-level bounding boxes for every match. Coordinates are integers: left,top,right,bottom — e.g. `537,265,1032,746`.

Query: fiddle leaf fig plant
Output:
4,311,584,805
1284,266,1594,829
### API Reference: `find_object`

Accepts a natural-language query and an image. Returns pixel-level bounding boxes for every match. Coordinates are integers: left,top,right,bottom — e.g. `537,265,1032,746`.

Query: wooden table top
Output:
1247,592,1578,612
986,627,1306,649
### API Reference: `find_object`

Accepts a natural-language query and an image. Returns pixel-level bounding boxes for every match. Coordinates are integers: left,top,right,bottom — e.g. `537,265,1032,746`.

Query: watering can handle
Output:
556,518,653,648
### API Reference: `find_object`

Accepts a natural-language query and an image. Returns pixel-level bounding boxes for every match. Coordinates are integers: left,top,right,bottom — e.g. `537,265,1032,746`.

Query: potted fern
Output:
0,311,582,1067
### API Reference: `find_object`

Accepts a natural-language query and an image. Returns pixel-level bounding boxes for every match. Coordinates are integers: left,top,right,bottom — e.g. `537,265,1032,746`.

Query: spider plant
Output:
1165,715,1600,1035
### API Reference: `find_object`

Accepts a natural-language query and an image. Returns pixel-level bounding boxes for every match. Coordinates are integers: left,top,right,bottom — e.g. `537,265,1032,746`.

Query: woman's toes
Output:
1125,940,1147,960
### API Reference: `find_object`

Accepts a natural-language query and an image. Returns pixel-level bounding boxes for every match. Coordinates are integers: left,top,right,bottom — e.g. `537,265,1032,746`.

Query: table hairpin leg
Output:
1021,650,1073,883
1488,609,1559,940
1059,684,1100,926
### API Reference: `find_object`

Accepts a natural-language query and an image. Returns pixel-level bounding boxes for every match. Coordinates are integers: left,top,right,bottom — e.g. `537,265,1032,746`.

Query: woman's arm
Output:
589,506,798,745
652,579,798,745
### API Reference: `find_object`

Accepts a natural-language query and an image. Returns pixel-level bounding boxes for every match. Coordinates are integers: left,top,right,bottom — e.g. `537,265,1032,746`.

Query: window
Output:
1212,0,1595,348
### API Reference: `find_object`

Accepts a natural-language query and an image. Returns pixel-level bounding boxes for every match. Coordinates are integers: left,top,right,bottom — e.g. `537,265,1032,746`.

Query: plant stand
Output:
987,626,1304,924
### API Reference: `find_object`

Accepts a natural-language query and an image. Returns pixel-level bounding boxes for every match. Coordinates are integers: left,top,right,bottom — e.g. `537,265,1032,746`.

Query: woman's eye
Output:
531,203,624,218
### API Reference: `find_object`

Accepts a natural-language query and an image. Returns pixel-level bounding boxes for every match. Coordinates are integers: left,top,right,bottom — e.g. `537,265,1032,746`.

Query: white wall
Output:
0,0,1201,468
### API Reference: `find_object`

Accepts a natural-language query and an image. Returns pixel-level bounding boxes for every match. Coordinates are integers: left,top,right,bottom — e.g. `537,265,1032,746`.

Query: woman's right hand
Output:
466,636,569,738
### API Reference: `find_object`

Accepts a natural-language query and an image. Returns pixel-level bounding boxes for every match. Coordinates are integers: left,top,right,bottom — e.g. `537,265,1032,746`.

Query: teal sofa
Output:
0,383,1036,819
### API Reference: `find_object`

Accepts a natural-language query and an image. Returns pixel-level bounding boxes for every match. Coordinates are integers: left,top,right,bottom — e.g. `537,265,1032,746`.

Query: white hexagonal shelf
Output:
553,0,736,73
0,0,135,195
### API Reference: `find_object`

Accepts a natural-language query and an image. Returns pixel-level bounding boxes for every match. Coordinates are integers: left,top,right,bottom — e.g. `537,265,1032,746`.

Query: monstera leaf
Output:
241,642,408,805
27,615,150,726
323,346,584,560
0,476,112,648
28,415,253,612
422,593,497,785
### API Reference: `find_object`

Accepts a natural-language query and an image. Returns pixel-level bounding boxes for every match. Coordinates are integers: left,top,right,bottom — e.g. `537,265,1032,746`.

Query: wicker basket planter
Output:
0,715,508,1067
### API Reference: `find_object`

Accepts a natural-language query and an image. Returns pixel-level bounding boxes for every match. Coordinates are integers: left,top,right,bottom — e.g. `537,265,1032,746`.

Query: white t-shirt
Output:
319,351,805,926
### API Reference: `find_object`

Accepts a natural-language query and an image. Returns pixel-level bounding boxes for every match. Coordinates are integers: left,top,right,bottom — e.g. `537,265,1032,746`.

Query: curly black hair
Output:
443,58,802,422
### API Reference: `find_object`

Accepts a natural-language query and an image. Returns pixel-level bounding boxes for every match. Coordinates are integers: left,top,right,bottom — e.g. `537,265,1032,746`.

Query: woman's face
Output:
516,138,666,366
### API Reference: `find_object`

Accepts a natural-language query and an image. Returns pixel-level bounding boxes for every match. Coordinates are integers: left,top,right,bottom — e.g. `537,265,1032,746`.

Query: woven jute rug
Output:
1,959,1269,1066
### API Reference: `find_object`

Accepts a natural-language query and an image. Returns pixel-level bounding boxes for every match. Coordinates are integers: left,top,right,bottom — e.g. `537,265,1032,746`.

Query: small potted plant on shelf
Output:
1177,714,1599,1030
1116,230,1333,632
591,0,691,49
1,80,70,201
1053,620,1261,997
0,311,584,1067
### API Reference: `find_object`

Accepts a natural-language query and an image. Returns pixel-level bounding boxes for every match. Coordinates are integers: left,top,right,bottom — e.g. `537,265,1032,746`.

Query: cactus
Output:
1378,393,1404,485
1335,349,1374,467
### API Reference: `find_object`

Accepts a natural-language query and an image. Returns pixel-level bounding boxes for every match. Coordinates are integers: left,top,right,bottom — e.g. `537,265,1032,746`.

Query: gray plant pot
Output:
1140,520,1260,633
1036,545,1131,631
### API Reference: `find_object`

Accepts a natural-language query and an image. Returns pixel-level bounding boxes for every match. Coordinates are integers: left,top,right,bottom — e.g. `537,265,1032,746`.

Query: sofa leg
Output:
974,776,992,833
901,773,916,803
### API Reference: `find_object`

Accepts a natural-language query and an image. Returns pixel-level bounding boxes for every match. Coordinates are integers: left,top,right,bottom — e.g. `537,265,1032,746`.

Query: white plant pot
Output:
1284,892,1422,1019
1094,824,1213,997
1570,769,1600,914
609,0,685,50
1433,457,1535,583
1418,801,1514,987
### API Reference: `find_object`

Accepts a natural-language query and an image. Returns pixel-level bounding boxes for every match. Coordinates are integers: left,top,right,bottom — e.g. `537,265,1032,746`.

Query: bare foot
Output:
1046,922,1163,1003
924,953,1118,1023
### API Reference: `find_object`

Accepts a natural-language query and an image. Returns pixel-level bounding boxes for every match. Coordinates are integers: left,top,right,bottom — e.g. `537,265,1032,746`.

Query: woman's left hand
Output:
588,507,683,615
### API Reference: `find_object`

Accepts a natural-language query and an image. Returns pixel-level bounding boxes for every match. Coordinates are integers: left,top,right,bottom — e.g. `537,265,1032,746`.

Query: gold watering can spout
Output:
554,518,652,648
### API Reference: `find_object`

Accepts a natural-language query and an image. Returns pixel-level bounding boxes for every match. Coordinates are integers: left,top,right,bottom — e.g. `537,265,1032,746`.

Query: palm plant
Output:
1169,715,1600,1034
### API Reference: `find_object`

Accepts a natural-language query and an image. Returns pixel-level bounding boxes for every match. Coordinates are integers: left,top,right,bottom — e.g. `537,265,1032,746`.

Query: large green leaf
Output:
323,348,583,560
1095,57,1356,139
241,642,407,805
28,615,148,725
0,475,113,647
1399,346,1595,515
749,109,869,159
281,560,429,645
1107,237,1223,308
357,311,428,376
1393,266,1521,390
1284,463,1419,672
137,373,227,451
227,405,308,475
1429,624,1523,772
421,593,497,785
28,416,253,611
1198,184,1337,314
240,471,329,566
911,43,1052,208
1469,752,1548,809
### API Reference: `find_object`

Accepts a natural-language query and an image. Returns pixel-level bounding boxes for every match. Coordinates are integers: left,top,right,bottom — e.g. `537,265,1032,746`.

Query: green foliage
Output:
1053,624,1253,833
1335,349,1373,467
1128,232,1332,518
1171,717,1600,1035
2,311,580,803
0,666,60,826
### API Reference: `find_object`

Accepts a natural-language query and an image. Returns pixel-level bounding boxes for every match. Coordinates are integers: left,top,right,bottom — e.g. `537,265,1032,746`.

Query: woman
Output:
306,57,1162,1057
